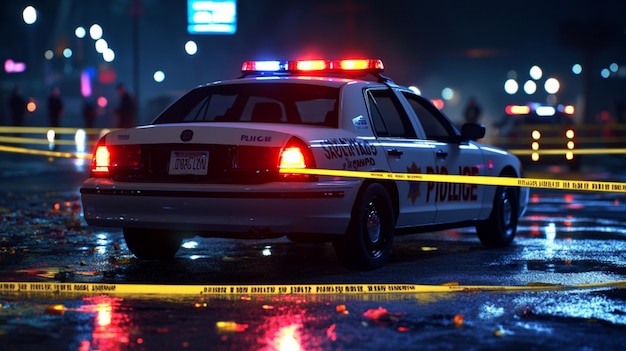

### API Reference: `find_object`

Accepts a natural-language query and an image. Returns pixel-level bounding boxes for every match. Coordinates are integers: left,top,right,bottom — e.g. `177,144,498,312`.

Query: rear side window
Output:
153,82,340,127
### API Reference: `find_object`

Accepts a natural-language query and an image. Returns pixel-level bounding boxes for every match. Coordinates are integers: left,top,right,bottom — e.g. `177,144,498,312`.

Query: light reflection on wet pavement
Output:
0,165,625,349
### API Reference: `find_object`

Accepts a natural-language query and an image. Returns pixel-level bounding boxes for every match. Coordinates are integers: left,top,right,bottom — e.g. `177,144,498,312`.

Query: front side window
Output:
367,89,416,139
153,82,340,127
402,92,458,141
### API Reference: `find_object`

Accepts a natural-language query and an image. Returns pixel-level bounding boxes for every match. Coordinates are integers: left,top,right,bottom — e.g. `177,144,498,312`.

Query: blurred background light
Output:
95,39,108,53
504,79,518,95
153,70,166,82
600,68,610,79
102,48,115,62
571,64,582,75
441,87,454,100
185,40,198,55
524,80,537,94
4,59,26,73
75,26,86,39
89,24,103,40
544,77,560,94
529,65,542,80
23,6,37,25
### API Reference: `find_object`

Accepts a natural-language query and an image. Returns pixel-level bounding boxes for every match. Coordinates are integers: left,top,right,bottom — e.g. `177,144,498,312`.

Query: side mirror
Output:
461,123,485,141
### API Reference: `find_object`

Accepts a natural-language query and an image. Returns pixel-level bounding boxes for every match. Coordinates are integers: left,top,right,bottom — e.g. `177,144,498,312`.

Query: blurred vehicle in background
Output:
492,102,580,170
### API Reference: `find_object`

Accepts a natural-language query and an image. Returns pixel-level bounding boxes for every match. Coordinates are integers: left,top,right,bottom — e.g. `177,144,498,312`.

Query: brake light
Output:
505,105,531,115
241,58,384,74
92,145,111,175
90,143,141,177
280,147,306,169
278,138,316,181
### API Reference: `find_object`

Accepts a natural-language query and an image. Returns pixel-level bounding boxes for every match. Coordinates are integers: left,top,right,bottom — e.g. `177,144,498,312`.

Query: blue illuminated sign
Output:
187,0,237,34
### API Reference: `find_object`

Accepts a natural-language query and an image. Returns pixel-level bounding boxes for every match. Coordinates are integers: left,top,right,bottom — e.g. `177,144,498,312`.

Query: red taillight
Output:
91,145,111,176
279,147,307,169
90,143,141,177
279,138,316,181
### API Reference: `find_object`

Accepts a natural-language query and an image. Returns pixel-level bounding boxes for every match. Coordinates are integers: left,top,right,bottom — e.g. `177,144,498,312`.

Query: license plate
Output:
168,150,209,175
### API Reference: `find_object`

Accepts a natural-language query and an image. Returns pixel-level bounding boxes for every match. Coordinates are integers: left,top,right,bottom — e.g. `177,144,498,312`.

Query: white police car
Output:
81,59,528,270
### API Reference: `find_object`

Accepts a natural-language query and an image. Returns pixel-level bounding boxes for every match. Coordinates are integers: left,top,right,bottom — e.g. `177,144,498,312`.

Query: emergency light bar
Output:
241,59,384,73
505,103,575,116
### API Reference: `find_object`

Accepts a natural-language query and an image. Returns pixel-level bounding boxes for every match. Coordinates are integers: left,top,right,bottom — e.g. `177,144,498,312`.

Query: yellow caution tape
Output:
1,138,625,193
0,281,624,296
0,145,624,192
0,145,92,159
0,126,109,134
280,168,626,193
509,148,626,155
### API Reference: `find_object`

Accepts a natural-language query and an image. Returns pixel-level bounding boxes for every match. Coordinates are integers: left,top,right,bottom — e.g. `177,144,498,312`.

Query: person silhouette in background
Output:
8,85,26,127
47,86,64,150
47,86,64,128
115,83,136,128
464,97,482,124
82,97,97,129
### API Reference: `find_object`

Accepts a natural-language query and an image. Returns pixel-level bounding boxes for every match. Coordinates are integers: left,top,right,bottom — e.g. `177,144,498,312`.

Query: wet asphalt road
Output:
0,153,625,350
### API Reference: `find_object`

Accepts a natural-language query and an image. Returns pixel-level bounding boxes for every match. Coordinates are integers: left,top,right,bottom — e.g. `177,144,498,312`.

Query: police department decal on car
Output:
81,58,528,270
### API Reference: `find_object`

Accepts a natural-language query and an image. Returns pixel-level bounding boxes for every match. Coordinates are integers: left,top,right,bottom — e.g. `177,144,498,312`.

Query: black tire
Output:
476,186,519,247
334,183,395,270
123,228,182,260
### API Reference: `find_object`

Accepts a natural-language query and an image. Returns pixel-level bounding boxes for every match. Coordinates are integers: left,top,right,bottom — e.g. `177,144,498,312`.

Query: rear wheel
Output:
334,183,395,270
123,228,182,260
476,186,519,247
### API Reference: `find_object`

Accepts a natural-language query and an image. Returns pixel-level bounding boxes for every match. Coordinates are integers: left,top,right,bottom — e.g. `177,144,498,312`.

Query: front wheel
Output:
123,228,182,260
476,186,519,247
334,183,395,270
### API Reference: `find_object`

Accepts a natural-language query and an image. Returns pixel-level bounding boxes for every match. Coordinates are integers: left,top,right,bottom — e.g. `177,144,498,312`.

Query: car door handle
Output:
436,150,448,159
387,148,403,157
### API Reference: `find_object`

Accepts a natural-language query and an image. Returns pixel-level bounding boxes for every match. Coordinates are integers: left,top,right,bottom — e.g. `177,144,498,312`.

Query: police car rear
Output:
81,58,528,270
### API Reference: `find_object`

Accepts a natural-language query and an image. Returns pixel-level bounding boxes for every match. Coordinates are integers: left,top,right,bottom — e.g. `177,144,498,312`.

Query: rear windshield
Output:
153,82,340,127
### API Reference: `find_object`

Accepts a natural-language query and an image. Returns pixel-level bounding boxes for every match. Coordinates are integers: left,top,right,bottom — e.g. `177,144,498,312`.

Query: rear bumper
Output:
80,179,360,236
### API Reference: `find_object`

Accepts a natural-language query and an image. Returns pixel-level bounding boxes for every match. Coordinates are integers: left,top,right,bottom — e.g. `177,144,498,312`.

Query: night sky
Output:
1,0,625,125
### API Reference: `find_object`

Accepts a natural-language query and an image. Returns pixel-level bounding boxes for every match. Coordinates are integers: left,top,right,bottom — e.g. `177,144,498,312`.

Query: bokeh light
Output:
600,68,610,79
544,77,560,94
523,80,537,94
44,50,54,60
529,65,542,80
23,6,37,25
102,48,115,62
95,39,108,53
89,24,103,40
504,79,518,95
75,26,86,38
153,70,166,82
185,41,198,55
